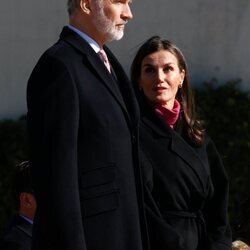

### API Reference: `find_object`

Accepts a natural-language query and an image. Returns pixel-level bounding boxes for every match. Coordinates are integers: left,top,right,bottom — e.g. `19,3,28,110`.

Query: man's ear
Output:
20,192,33,208
80,0,92,14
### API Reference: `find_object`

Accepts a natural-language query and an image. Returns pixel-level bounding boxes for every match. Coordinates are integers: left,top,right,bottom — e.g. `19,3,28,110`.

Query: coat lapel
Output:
13,215,33,238
59,27,135,125
170,131,208,192
85,50,126,106
141,106,208,192
106,46,139,126
140,101,172,139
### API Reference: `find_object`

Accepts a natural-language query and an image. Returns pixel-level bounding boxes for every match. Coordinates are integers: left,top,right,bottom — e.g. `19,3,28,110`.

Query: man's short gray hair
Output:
67,0,102,16
67,0,80,15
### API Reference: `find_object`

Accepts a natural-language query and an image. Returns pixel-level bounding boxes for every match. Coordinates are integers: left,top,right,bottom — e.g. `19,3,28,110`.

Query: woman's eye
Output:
164,66,172,72
144,67,154,73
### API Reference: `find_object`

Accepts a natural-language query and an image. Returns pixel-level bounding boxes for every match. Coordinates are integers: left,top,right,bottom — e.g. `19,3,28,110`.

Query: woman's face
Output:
139,50,185,109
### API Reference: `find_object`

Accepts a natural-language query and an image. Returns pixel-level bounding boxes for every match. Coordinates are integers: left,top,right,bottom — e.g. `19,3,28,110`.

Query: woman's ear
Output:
138,79,143,91
180,69,185,85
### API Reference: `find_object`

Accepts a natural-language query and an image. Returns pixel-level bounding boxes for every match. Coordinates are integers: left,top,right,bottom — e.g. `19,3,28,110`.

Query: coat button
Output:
131,133,136,143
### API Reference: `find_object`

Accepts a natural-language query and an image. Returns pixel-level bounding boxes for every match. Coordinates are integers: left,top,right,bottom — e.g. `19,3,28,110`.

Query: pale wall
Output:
0,0,249,119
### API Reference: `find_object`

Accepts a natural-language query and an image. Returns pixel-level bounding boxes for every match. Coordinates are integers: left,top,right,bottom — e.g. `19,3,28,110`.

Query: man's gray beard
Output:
93,6,124,42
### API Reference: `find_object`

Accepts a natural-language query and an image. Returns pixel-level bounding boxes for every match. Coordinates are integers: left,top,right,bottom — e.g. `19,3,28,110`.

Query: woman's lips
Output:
153,86,168,91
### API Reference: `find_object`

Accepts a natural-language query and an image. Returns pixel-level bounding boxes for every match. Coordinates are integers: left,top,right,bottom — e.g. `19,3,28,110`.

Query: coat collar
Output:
9,214,33,238
140,100,209,192
59,26,139,126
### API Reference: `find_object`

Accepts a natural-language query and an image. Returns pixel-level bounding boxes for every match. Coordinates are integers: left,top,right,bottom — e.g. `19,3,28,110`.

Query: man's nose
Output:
121,4,133,21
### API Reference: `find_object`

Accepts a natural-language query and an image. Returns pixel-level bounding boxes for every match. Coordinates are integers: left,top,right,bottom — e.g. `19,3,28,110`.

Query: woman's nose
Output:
156,70,165,82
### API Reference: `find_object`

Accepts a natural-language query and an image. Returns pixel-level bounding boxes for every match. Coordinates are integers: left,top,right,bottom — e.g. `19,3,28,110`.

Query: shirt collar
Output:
68,25,101,53
19,214,33,225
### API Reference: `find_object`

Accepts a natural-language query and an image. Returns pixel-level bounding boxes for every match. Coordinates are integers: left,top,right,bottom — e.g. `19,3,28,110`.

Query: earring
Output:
178,84,182,89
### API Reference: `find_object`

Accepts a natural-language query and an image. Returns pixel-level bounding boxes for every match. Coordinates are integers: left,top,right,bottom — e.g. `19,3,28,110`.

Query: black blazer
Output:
138,99,232,250
27,27,148,250
0,215,32,250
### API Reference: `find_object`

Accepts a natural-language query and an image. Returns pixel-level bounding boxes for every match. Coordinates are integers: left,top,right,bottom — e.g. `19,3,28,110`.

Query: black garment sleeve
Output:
203,136,232,250
27,55,86,250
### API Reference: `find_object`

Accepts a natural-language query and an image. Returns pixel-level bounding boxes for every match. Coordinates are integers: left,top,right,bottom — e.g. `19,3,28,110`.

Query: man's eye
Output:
112,0,125,3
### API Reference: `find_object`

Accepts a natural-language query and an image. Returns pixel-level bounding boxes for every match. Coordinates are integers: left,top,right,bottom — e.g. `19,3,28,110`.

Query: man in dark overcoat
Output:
26,0,148,250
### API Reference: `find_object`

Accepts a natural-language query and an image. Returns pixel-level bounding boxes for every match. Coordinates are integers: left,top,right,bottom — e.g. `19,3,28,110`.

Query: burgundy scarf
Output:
154,99,180,128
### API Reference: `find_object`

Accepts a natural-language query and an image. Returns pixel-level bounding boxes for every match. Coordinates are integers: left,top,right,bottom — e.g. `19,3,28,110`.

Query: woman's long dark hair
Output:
131,36,204,147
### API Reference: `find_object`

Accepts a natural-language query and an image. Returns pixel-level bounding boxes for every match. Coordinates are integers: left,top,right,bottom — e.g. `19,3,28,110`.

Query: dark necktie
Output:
98,49,111,73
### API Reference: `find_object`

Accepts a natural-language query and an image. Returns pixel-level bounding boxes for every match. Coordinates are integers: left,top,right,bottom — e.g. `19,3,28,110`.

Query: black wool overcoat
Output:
27,27,148,250
138,98,232,250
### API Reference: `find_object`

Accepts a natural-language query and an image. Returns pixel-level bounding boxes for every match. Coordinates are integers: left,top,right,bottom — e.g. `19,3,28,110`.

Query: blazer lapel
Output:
59,27,132,124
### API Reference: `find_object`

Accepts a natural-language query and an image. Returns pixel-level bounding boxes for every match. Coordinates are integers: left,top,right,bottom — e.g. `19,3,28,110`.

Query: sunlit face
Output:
92,0,133,43
139,50,185,109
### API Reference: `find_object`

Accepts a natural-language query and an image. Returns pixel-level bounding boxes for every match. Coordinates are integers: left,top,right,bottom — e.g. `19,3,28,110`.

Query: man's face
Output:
92,0,133,43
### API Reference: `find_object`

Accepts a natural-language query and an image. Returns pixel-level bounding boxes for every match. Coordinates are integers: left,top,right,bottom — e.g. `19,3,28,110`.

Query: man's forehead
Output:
108,0,132,3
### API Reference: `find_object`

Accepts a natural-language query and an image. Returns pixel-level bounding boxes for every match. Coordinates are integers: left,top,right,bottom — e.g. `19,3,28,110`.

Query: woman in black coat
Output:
131,36,232,250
